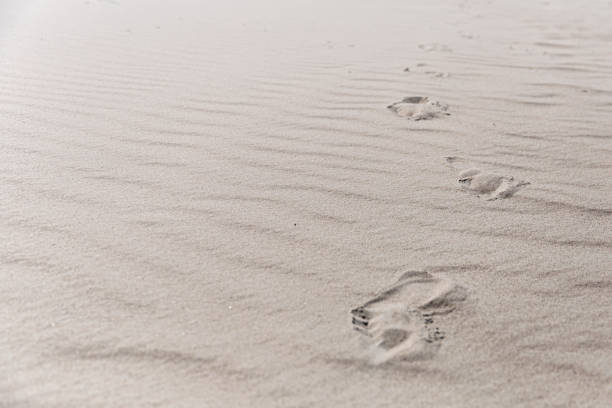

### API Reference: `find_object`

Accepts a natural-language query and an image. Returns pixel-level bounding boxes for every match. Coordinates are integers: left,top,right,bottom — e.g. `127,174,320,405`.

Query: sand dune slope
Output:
1,0,611,407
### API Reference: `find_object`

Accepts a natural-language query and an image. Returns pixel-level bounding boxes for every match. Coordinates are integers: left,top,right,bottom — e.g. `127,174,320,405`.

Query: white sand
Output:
1,0,611,406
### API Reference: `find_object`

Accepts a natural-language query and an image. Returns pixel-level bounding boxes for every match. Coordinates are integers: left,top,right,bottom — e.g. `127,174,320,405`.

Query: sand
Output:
1,0,611,406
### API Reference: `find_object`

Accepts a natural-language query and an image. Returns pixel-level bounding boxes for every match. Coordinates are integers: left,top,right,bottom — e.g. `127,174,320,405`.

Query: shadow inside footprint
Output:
379,328,410,350
387,97,449,120
458,168,530,200
350,271,466,365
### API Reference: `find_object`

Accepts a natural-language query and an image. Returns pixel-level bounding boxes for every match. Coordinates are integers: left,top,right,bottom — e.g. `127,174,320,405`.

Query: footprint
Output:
457,168,530,200
387,97,450,121
444,157,530,200
459,32,476,40
424,71,450,78
351,271,466,364
402,66,449,78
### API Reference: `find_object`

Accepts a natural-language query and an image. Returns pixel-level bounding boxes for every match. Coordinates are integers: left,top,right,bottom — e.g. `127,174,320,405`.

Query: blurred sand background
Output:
1,0,611,406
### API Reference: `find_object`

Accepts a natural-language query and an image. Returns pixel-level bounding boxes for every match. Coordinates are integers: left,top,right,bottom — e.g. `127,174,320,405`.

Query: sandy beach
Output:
1,0,611,406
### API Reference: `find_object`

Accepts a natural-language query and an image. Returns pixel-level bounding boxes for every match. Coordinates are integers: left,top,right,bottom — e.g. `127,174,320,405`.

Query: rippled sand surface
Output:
2,0,611,406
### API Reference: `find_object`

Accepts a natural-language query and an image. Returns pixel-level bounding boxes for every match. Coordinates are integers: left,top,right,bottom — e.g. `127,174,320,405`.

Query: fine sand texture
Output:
1,0,611,407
